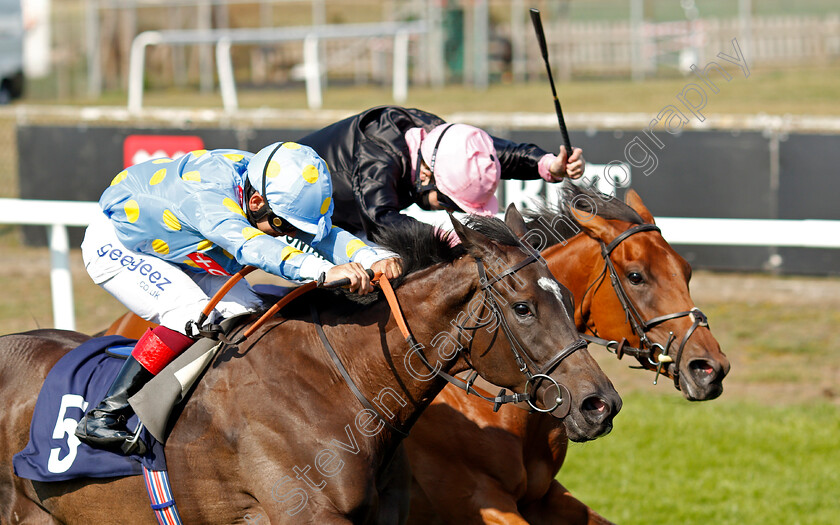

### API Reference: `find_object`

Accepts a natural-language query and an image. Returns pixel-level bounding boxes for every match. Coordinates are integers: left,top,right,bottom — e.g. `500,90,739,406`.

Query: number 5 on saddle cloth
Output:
12,266,271,483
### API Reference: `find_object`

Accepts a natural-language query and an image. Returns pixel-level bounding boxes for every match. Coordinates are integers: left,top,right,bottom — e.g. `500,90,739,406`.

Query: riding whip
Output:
529,8,572,153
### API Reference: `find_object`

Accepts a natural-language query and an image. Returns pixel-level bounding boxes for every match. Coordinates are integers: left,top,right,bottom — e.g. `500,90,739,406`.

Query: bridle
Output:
440,254,588,416
312,251,587,438
581,223,710,387
188,245,587,438
186,242,587,437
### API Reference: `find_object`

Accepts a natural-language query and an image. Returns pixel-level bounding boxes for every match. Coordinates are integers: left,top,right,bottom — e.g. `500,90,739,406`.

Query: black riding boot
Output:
75,356,153,454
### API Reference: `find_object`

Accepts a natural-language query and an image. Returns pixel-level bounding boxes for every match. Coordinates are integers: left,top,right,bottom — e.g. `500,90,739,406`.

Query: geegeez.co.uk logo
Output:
123,135,205,168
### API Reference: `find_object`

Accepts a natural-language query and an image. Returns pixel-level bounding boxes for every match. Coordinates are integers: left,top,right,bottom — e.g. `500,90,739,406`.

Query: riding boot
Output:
75,326,194,454
74,355,153,452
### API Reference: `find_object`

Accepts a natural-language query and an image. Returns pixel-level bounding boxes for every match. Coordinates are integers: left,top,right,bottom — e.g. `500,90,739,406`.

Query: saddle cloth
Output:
13,335,167,482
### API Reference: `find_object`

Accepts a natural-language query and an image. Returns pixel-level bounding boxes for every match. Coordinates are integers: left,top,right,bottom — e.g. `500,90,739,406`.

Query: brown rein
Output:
187,266,377,343
194,260,558,424
376,270,508,406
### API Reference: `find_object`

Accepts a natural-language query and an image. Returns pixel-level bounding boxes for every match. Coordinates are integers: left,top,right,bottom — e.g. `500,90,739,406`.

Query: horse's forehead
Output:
616,234,692,284
619,233,669,262
537,277,570,317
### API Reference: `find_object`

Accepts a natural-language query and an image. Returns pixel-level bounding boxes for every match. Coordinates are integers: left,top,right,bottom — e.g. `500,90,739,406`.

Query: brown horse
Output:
404,185,730,524
0,207,621,524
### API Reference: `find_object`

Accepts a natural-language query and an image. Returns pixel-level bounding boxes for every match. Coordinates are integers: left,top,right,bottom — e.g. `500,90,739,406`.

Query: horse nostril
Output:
688,359,717,384
586,397,607,413
581,395,612,425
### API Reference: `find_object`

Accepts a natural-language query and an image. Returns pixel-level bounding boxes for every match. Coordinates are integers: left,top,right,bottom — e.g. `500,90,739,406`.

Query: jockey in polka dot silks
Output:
76,142,402,454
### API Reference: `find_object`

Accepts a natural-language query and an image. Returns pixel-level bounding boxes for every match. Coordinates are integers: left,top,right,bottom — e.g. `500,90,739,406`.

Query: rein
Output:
184,265,321,345
582,223,710,386
193,253,587,437
312,252,586,437
377,263,533,414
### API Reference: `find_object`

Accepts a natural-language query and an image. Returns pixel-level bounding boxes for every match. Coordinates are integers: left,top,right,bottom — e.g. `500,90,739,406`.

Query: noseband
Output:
406,253,587,415
582,223,709,387
307,252,587,438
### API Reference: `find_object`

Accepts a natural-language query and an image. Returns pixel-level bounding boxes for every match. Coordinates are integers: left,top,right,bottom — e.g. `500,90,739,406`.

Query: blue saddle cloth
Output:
13,335,167,482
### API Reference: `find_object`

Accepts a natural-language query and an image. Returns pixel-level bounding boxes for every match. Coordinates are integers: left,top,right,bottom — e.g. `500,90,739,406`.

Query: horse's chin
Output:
562,412,614,443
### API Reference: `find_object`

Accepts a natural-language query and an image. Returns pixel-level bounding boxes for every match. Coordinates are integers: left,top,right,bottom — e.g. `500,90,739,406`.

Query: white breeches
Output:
81,214,263,334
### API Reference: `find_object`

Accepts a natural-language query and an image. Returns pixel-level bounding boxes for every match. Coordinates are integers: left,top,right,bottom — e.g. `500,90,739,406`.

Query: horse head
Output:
438,205,621,441
535,183,729,401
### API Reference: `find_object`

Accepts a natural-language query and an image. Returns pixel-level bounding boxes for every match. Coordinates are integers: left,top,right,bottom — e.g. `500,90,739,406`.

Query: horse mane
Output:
524,181,644,249
276,220,467,317
372,220,466,285
276,214,528,318
462,214,524,247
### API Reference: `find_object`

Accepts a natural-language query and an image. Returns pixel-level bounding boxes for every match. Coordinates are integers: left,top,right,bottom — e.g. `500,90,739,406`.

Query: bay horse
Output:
0,207,621,524
403,184,730,524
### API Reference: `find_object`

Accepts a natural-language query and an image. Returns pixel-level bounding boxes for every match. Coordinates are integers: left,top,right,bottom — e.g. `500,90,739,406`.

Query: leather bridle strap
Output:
472,256,586,414
581,334,648,360
478,252,541,287
599,224,661,343
378,275,531,411
474,255,586,376
311,303,409,437
381,257,586,413
594,222,710,386
536,338,589,376
601,223,661,257
235,281,319,343
651,307,709,386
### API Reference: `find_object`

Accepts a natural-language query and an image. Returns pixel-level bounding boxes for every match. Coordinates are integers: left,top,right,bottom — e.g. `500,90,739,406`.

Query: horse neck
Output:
542,233,602,331
316,257,479,433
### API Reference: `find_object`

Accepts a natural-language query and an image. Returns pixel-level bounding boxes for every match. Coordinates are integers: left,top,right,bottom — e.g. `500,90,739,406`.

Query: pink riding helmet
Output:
420,123,501,216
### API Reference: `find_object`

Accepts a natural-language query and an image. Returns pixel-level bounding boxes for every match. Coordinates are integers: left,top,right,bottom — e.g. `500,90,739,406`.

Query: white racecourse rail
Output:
1,198,840,332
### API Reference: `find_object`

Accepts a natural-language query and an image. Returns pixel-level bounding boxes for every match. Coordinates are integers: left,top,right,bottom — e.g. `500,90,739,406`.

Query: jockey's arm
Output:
294,226,402,293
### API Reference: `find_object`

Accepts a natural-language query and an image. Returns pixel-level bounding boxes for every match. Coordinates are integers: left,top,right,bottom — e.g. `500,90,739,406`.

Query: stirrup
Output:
121,421,148,455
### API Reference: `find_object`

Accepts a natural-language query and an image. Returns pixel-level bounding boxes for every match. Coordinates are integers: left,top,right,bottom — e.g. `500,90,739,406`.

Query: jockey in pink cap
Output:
297,106,585,240
414,123,502,216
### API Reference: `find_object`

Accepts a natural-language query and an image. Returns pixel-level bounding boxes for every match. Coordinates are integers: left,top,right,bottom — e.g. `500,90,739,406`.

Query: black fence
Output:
17,124,840,275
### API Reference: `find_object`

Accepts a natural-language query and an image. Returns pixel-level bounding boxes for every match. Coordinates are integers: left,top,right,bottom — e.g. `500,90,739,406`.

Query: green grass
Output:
561,392,840,524
704,302,840,359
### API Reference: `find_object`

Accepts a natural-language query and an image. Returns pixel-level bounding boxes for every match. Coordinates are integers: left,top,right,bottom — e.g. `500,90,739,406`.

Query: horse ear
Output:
503,203,528,237
625,189,656,224
449,213,486,257
570,204,620,245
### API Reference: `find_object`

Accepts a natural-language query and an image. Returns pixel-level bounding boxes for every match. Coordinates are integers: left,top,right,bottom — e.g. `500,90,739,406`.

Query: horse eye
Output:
627,272,644,285
513,302,532,317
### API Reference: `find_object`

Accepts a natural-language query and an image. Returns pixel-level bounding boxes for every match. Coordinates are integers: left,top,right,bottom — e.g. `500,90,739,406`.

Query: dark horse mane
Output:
523,181,644,250
279,215,518,316
372,219,467,283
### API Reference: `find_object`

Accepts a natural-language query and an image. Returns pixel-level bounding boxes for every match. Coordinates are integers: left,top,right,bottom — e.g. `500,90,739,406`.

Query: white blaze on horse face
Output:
538,277,569,318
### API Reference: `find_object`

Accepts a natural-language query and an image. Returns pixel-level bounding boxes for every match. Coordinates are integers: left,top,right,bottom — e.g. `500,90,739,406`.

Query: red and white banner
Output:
123,135,205,168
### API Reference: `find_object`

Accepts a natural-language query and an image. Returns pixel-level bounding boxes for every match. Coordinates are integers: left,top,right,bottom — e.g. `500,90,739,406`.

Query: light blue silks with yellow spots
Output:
246,142,334,244
99,145,380,281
